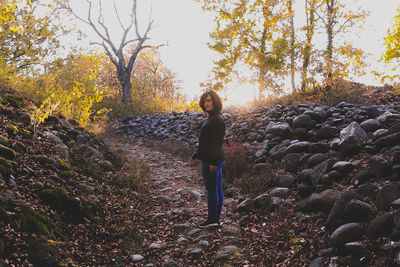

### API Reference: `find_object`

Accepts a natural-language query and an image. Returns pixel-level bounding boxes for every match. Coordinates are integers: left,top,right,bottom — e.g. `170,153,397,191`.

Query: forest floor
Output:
100,128,326,267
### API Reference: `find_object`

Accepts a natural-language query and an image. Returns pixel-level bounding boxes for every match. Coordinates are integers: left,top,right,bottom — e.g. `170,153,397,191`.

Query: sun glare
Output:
223,82,256,107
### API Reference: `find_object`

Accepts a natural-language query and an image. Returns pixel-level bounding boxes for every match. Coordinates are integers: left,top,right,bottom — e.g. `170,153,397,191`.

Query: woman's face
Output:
204,95,214,112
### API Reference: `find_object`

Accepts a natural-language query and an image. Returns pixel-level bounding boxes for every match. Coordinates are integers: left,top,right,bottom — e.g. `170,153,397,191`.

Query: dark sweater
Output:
192,110,225,165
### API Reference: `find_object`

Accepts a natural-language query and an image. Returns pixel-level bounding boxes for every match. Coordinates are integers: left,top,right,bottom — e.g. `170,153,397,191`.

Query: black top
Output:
192,109,225,165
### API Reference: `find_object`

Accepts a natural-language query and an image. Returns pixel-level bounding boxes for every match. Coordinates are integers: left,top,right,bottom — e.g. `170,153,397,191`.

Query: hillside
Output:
1,84,400,266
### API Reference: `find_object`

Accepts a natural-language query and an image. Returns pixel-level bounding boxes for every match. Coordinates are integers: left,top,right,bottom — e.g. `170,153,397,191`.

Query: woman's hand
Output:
210,165,217,172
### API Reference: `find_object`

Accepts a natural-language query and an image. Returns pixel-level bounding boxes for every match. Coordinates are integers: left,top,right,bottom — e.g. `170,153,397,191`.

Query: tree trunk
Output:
301,0,316,93
326,0,334,80
119,69,132,105
288,0,296,94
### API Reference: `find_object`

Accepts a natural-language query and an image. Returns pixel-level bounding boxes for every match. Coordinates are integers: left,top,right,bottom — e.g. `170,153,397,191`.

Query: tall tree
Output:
59,0,160,105
379,7,400,91
0,0,63,72
300,0,318,92
317,0,368,82
199,0,291,100
285,0,296,93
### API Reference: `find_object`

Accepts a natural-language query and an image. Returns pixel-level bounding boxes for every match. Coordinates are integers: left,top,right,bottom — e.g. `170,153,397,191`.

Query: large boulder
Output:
337,122,367,154
330,223,365,247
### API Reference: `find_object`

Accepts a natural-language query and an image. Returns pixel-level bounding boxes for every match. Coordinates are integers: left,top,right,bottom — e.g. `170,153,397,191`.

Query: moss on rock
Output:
0,239,4,255
0,144,16,160
39,187,100,223
18,205,65,240
0,157,13,178
26,237,59,267
59,171,74,180
0,94,25,109
6,125,18,136
56,158,71,171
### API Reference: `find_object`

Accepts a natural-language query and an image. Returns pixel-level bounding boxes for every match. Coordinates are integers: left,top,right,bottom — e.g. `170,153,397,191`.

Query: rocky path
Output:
102,133,248,266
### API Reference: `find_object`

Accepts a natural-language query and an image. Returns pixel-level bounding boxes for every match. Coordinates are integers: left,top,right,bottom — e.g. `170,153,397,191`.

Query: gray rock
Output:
293,114,312,129
360,119,380,132
54,143,69,160
367,212,394,239
281,153,302,172
237,198,255,212
188,248,202,257
345,199,375,222
375,184,400,210
338,122,367,154
269,187,290,198
149,243,164,249
268,196,283,211
308,257,325,267
309,189,340,213
356,183,379,199
265,122,291,137
330,223,364,247
344,241,369,256
272,175,295,187
332,161,354,174
253,193,269,209
369,156,392,178
327,191,362,231
374,132,400,149
307,153,328,168
131,254,144,262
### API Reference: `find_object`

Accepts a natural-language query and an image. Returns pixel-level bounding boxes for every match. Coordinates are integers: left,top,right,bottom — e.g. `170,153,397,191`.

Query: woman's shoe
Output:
198,219,221,229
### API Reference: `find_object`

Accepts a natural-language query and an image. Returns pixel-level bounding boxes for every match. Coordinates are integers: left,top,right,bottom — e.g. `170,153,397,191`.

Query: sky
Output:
66,0,400,106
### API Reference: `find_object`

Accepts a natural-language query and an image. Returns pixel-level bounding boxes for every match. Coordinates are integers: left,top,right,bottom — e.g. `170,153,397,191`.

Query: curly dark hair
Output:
199,90,223,113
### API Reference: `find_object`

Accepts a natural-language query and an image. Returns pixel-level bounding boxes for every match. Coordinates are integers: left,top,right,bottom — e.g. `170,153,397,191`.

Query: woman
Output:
191,90,225,228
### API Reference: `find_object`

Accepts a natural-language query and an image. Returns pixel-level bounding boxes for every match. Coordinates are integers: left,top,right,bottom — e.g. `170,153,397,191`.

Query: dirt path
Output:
102,132,248,266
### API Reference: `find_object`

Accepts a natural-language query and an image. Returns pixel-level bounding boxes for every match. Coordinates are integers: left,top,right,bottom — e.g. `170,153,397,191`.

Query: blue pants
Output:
201,161,224,222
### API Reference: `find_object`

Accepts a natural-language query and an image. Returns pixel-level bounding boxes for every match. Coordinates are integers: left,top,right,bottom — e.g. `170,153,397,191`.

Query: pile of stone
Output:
118,101,400,265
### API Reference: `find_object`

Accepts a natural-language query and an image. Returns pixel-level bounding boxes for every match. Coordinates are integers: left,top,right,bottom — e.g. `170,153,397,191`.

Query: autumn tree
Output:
59,0,161,105
379,7,400,91
317,0,368,82
0,0,63,73
199,0,292,100
300,0,319,92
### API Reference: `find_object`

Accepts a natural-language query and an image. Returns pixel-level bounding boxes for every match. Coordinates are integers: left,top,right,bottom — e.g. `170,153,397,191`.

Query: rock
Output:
164,259,178,267
332,161,354,174
367,212,394,239
327,191,362,231
237,198,255,212
149,243,164,250
268,196,283,211
356,183,379,199
131,254,144,262
337,122,367,154
188,248,202,257
269,187,290,198
253,193,270,209
265,122,291,137
281,153,302,172
344,241,369,256
272,175,295,187
54,144,69,160
293,114,312,129
309,189,340,213
360,119,380,132
374,132,400,150
308,257,325,267
0,144,16,160
352,170,375,186
297,182,315,198
369,156,392,178
392,199,400,209
307,153,328,168
42,131,63,143
312,159,336,186
330,223,364,247
215,245,240,261
345,199,375,222
375,184,400,210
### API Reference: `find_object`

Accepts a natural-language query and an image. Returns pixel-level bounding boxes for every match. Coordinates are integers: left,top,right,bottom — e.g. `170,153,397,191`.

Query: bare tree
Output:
60,0,161,105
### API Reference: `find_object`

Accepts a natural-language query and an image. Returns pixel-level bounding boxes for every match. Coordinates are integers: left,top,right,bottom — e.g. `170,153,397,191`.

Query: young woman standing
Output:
191,90,225,228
